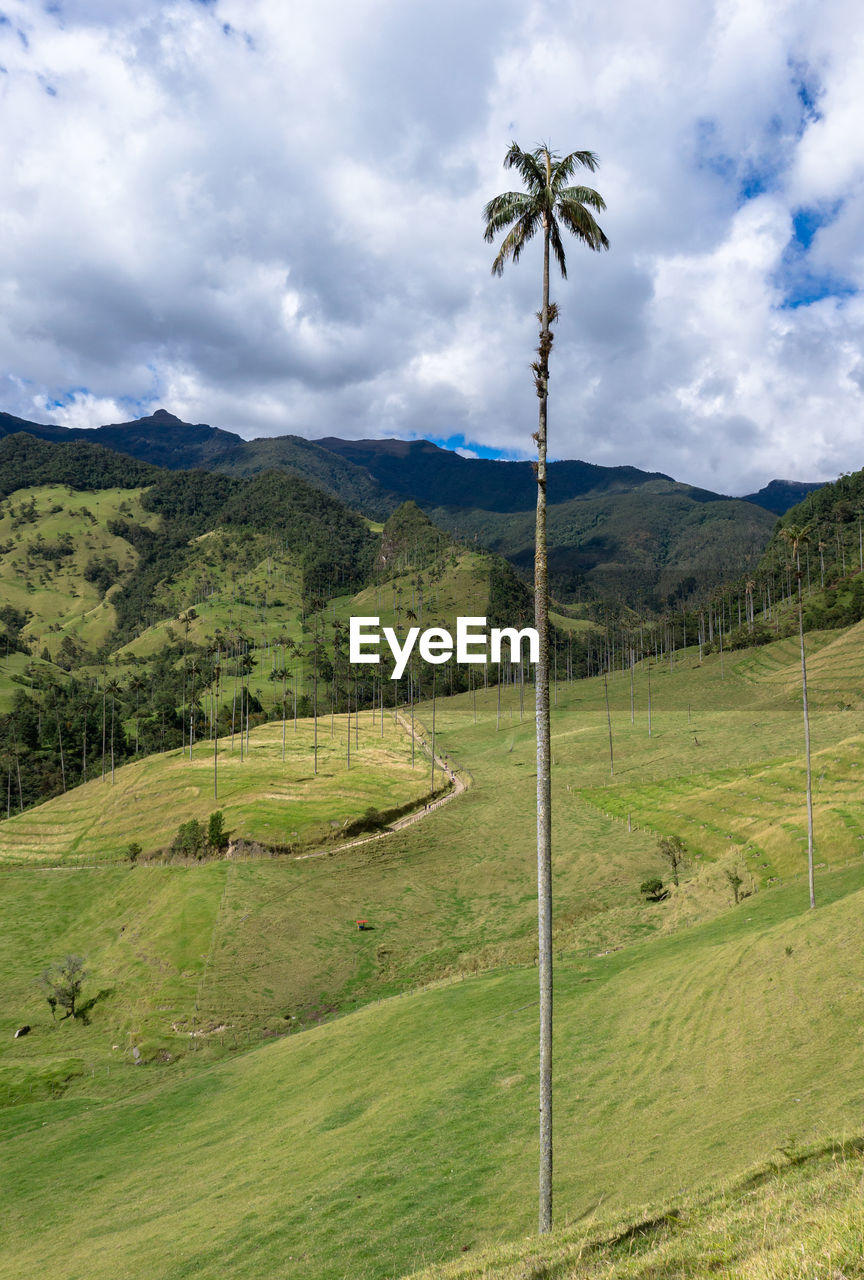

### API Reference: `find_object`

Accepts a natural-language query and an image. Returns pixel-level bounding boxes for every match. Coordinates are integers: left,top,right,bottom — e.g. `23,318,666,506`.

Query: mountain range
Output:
0,407,827,606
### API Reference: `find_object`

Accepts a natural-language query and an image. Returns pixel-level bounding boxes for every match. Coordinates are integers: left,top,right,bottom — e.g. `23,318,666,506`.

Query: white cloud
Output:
0,0,863,494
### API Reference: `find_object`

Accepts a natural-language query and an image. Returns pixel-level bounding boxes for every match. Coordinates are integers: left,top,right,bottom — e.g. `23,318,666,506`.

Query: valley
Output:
1,431,863,1278
2,610,864,1277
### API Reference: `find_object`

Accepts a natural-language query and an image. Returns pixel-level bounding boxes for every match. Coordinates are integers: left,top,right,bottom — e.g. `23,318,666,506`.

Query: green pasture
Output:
1,622,863,1277
0,711,428,864
0,484,158,656
413,1139,864,1279
323,549,493,632
3,863,864,1280
117,531,305,662
0,651,60,714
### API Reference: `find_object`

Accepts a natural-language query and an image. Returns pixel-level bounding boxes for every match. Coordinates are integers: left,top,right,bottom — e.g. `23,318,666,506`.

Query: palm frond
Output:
485,140,609,276
491,209,541,275
503,141,546,191
551,150,600,185
556,198,609,252
482,191,533,242
548,217,568,280
559,184,607,213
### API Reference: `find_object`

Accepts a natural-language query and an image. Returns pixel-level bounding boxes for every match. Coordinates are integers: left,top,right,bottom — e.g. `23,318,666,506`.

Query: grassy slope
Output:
0,484,159,655
323,548,493,632
410,1139,864,1279
1,626,863,1277
3,864,864,1280
581,624,864,889
0,651,60,714
0,713,428,864
115,528,305,663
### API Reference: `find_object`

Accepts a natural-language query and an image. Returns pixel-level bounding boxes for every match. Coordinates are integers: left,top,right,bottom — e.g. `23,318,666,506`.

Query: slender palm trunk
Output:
13,727,23,812
430,670,437,796
214,664,219,802
796,549,816,909
535,208,553,1237
603,672,613,776
313,668,318,775
54,703,66,793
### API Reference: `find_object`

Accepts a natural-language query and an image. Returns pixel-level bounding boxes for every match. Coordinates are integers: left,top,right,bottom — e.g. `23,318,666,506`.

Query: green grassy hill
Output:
412,1139,864,1279
0,711,433,865
0,651,59,714
2,619,864,1276
0,484,160,658
3,861,864,1279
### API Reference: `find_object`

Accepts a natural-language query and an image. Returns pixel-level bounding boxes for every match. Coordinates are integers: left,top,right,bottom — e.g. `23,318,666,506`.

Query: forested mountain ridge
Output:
0,409,395,517
315,435,677,511
0,433,546,815
741,477,826,513
753,463,864,632
0,407,799,609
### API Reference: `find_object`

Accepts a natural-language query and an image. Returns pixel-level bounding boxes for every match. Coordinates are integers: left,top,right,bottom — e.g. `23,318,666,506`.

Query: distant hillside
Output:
0,409,780,608
741,478,826,514
0,431,160,497
751,463,864,633
314,438,779,606
315,435,674,512
429,483,775,606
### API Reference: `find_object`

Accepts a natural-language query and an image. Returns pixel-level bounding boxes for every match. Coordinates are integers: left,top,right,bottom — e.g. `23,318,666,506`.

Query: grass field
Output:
116,529,305,663
0,484,159,656
3,861,864,1279
0,710,428,864
412,1137,864,1279
1,621,863,1277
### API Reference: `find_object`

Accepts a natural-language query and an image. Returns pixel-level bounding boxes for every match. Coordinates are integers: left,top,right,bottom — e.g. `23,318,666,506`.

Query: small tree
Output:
207,810,229,853
39,955,88,1020
725,867,743,905
172,818,204,858
640,877,667,902
657,834,687,886
127,841,142,864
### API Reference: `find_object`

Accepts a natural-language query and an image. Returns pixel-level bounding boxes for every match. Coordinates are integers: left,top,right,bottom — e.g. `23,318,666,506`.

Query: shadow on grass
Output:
73,987,114,1025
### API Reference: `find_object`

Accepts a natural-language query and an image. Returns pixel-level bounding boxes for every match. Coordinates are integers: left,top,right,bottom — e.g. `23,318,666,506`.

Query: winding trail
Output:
4,708,468,872
293,710,467,862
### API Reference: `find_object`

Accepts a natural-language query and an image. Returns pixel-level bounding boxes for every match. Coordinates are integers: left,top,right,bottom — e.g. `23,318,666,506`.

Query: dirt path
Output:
5,709,468,871
293,711,467,862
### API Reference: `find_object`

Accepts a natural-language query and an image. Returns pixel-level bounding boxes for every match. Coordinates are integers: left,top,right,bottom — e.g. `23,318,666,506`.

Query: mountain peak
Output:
148,409,181,423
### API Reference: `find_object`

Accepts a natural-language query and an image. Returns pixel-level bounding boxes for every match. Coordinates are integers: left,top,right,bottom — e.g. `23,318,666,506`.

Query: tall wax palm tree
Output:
484,141,608,1234
780,523,816,909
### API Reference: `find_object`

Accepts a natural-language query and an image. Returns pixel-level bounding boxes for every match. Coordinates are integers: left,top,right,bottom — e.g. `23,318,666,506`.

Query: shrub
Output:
171,818,204,858
640,877,667,902
207,811,229,853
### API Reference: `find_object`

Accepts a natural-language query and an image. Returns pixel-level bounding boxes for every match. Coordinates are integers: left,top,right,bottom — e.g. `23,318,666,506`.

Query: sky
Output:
1,0,863,495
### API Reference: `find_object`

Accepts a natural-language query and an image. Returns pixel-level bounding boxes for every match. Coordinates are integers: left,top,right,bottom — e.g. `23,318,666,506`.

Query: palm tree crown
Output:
482,142,609,277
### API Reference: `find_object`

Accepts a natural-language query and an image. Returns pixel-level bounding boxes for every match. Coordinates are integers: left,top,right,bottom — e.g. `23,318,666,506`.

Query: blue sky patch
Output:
776,200,857,308
430,433,523,461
